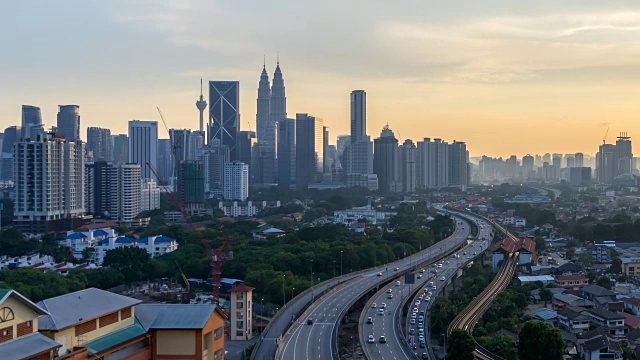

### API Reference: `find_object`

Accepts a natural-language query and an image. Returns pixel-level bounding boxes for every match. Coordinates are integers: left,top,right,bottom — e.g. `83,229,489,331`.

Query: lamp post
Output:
282,274,286,306
310,260,314,286
340,251,344,276
260,298,264,319
291,287,295,299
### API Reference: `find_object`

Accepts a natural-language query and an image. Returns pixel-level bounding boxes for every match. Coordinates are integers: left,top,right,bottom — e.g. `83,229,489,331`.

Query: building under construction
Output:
177,160,205,213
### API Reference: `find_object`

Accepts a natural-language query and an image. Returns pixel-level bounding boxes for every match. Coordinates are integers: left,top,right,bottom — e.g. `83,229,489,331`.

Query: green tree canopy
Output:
518,320,565,360
447,329,476,360
103,247,153,283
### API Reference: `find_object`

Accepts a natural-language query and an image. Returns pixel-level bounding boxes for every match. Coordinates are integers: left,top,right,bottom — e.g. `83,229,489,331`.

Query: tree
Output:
0,228,39,256
103,247,152,283
577,253,592,267
596,276,613,290
540,287,553,307
518,320,565,360
609,258,623,274
447,329,476,360
534,237,546,252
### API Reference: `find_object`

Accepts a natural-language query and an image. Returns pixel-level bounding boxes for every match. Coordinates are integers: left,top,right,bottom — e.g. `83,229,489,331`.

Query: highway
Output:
277,214,472,360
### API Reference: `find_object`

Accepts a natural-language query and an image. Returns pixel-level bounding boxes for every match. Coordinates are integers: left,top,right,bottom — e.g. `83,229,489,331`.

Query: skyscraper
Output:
270,61,287,129
57,105,81,141
169,128,191,169
575,153,585,168
177,161,205,211
401,139,417,193
86,127,112,161
111,134,128,164
596,144,616,183
128,120,158,180
1,126,20,181
209,81,240,159
277,118,296,186
295,114,323,189
350,90,366,142
85,161,114,217
615,133,632,176
224,161,249,201
416,138,449,189
335,135,350,169
522,154,534,178
111,163,142,222
13,133,85,234
196,78,207,133
256,64,271,143
157,138,173,184
373,125,400,192
448,141,468,188
21,105,43,140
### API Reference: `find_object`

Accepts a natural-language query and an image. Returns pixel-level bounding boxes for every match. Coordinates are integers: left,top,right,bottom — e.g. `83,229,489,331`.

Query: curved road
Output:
278,215,471,360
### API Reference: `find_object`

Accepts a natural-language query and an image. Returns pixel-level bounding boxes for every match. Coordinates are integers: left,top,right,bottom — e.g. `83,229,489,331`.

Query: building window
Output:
26,321,31,328
236,330,244,337
236,320,243,329
214,349,223,359
214,326,223,339
237,301,243,309
237,292,244,300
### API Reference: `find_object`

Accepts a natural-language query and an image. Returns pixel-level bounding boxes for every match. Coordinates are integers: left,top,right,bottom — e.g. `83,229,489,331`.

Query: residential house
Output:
623,297,640,316
583,308,627,336
621,258,640,279
557,307,591,334
581,285,616,309
553,293,595,308
532,308,557,327
555,274,590,289
0,289,61,360
579,327,623,360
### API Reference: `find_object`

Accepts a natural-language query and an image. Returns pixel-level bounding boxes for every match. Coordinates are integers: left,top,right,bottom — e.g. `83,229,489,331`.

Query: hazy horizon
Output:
2,1,640,157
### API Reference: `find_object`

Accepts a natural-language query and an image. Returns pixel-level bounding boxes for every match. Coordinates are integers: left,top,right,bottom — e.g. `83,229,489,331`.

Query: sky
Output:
2,0,640,157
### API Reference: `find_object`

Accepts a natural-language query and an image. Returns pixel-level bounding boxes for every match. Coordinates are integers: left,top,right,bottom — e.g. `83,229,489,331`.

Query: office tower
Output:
326,145,337,174
575,153,584,168
277,118,295,185
1,126,20,181
209,81,240,159
448,141,468,188
57,105,81,141
522,154,534,178
270,61,287,132
350,90,366,142
566,155,576,168
156,139,173,184
417,138,449,189
615,132,632,176
13,133,85,234
188,131,205,160
552,153,562,169
336,135,351,168
196,78,207,133
543,153,551,164
86,127,112,161
128,120,158,180
169,128,191,175
504,155,518,179
84,161,114,216
111,134,128,164
569,167,592,186
237,130,256,181
401,139,417,193
597,144,616,182
224,161,249,201
140,178,161,211
256,64,272,143
111,163,142,222
374,125,400,192
177,161,205,211
323,126,330,174
295,114,323,189
21,105,43,140
207,142,230,195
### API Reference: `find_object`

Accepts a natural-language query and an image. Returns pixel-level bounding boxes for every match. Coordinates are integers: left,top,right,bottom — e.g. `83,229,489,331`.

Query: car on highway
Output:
380,303,387,308
418,274,422,279
473,252,477,255
379,336,387,343
428,282,434,287
415,300,421,305
419,335,425,342
307,318,313,325
422,353,429,359
366,317,373,324
411,313,417,319
437,263,442,268
409,328,415,335
386,288,392,293
440,276,446,281
420,269,425,273
387,294,393,299
368,335,375,343
377,309,384,316
410,318,416,325
425,296,431,302
396,281,401,286
394,267,399,271
420,341,426,348
371,303,377,308
377,272,383,276
417,322,423,329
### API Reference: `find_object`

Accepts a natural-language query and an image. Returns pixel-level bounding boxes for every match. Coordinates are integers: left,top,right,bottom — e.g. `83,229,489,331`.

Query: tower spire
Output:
277,51,279,65
200,77,203,97
263,54,266,68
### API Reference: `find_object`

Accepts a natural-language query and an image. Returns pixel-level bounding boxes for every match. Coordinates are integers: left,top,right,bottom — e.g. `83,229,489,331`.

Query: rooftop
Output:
0,333,61,360
37,288,142,331
230,284,255,293
83,318,147,355
582,284,616,297
135,304,224,330
585,307,625,321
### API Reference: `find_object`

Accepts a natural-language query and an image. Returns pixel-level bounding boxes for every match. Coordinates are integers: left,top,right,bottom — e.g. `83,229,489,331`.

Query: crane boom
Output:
603,126,609,145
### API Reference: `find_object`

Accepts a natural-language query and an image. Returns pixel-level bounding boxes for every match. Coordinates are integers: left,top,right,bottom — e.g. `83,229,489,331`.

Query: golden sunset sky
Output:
2,1,640,157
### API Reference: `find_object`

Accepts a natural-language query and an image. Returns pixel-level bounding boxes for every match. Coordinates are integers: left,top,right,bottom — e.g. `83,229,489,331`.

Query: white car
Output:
368,335,375,343
380,303,387,309
386,289,392,293
377,309,385,316
371,303,377,308
440,276,446,281
411,313,417,319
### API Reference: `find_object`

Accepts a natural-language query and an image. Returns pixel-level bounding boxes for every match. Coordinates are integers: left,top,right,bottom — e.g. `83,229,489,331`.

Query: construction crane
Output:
175,261,191,293
157,107,182,186
603,126,609,145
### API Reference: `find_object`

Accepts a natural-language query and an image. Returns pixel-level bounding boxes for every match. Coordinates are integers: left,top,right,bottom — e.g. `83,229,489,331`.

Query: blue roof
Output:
155,235,175,243
0,333,61,360
115,236,135,244
534,308,558,321
135,304,218,330
66,232,87,239
136,237,149,244
93,229,109,236
97,238,110,245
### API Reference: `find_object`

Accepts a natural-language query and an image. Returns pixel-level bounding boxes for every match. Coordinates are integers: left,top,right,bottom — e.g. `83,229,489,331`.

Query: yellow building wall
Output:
156,330,196,355
44,307,135,355
0,296,40,338
623,262,640,277
202,309,225,359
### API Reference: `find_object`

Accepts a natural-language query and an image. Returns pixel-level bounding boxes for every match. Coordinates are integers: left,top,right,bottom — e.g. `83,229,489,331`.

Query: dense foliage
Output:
518,320,565,360
447,329,476,360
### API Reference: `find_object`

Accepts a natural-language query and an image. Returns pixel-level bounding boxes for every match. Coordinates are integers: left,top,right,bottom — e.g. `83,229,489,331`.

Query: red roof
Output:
81,221,118,230
517,238,536,254
491,239,517,254
229,284,255,293
622,312,640,329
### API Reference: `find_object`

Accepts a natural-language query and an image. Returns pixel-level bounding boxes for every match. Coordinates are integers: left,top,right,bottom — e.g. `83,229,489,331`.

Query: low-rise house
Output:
532,308,557,326
584,308,626,336
579,328,623,360
518,275,555,286
0,289,61,360
623,297,640,316
621,312,640,329
581,285,616,309
555,274,590,289
554,293,595,308
0,254,56,271
557,307,591,334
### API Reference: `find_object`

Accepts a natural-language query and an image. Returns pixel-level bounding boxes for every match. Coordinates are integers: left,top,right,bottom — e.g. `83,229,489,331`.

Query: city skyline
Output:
3,1,640,156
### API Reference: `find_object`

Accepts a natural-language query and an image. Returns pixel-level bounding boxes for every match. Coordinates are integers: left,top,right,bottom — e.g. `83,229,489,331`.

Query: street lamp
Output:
282,274,286,306
260,298,264,319
291,287,295,299
340,251,344,276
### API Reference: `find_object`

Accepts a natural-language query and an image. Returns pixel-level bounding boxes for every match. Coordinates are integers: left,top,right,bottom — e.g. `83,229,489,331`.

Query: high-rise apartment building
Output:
295,114,323,189
85,161,114,217
21,105,43,140
1,126,20,181
416,138,449,189
224,161,249,201
128,120,158,180
336,135,351,169
209,81,240,159
188,131,205,160
140,177,161,212
448,141,468,188
401,139,417,193
13,133,85,234
615,133,632,176
575,153,585,168
597,144,617,183
277,118,295,186
373,125,400,192
177,161,205,211
522,154,534,178
111,163,142,222
156,138,173,184
86,127,112,161
57,105,81,141
111,134,128,164
552,153,562,170
350,90,366,142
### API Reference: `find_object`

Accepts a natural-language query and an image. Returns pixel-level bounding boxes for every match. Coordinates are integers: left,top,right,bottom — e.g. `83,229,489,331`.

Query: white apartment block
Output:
140,177,161,211
224,161,249,201
218,201,281,217
111,163,141,222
